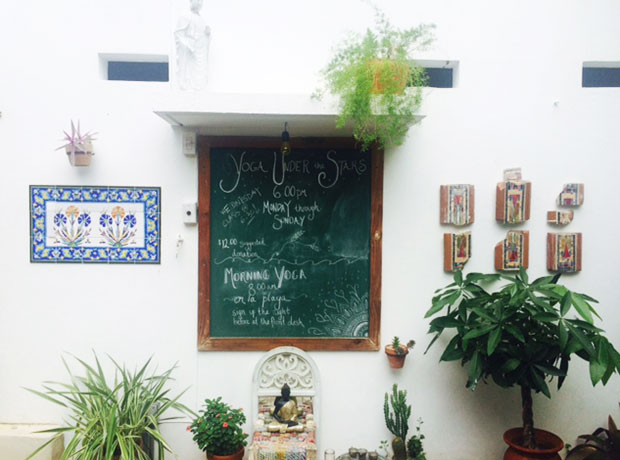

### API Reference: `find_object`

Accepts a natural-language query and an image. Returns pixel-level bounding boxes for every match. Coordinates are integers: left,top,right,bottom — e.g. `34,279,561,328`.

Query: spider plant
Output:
26,353,193,460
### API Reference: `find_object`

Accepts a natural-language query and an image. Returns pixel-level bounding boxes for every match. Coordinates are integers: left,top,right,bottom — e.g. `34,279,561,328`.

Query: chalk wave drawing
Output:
214,255,366,266
307,285,369,337
214,230,368,266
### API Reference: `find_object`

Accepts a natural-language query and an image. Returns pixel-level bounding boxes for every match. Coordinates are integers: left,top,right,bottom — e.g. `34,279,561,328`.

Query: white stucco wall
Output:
1,1,619,459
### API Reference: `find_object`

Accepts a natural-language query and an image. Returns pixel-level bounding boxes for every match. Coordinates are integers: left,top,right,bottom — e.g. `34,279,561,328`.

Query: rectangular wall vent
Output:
416,60,458,88
99,54,169,82
583,62,620,87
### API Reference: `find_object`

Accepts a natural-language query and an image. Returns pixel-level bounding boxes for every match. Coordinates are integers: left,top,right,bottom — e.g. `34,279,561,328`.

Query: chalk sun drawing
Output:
308,285,369,337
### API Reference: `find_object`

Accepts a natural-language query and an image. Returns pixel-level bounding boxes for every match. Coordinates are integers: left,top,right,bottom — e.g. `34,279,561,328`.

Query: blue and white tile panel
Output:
30,185,160,263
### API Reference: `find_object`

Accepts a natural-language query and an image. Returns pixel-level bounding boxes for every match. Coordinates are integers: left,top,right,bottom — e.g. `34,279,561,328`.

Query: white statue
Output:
175,0,211,90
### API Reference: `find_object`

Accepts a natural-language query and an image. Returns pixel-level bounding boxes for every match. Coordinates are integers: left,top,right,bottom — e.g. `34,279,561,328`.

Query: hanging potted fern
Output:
315,9,434,150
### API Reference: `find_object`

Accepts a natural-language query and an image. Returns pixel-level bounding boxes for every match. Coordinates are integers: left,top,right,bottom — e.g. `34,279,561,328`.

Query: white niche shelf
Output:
154,92,424,137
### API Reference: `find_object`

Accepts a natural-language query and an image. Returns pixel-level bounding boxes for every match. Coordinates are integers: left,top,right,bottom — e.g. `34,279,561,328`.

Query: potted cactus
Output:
385,337,415,368
56,120,96,166
384,384,425,460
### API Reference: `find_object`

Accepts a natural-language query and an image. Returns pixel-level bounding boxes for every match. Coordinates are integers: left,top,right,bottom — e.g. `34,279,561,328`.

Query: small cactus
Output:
392,437,407,460
384,384,411,440
390,337,415,356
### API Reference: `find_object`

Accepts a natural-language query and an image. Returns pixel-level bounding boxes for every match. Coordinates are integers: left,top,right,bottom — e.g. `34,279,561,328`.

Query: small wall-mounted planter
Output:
66,142,94,167
57,121,96,167
385,344,409,369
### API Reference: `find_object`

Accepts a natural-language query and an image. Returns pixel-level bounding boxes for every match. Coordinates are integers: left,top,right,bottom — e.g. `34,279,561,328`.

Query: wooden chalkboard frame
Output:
197,136,383,351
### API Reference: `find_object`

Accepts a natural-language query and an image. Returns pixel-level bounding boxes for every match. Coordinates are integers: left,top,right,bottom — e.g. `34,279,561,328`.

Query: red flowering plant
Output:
190,397,248,456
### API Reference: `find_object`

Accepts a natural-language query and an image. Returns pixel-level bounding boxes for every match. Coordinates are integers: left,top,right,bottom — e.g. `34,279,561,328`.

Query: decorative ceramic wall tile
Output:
546,210,574,225
443,232,471,272
30,185,160,263
494,230,529,271
557,183,584,206
547,233,582,272
440,184,475,226
496,180,531,224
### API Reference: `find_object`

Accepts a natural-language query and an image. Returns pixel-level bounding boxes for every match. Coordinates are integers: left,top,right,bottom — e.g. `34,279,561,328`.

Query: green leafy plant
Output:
190,397,248,456
26,353,192,460
425,269,620,449
378,439,390,458
406,419,426,460
315,8,434,150
567,406,620,460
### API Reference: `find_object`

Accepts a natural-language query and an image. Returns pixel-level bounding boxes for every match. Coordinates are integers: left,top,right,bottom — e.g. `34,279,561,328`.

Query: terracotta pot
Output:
207,447,245,460
503,428,564,460
385,345,408,369
65,143,94,166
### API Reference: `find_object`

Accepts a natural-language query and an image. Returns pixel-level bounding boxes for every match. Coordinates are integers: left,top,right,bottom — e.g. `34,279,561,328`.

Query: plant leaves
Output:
487,327,502,356
590,359,606,386
500,359,520,373
558,321,568,351
471,307,496,323
467,351,482,388
504,325,525,343
533,312,559,322
560,292,572,317
425,290,460,318
463,325,496,340
439,335,464,362
566,322,596,358
429,316,462,329
572,293,594,323
519,267,529,284
534,364,566,377
529,368,551,398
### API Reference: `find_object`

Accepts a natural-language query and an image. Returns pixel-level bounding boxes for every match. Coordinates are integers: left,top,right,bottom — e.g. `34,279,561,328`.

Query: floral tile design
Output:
30,186,160,263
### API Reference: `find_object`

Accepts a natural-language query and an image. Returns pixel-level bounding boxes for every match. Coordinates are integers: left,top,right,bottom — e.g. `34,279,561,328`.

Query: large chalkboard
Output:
198,137,383,351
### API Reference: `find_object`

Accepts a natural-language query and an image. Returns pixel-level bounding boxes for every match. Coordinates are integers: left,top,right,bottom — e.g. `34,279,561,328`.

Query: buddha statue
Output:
266,383,306,433
272,383,300,426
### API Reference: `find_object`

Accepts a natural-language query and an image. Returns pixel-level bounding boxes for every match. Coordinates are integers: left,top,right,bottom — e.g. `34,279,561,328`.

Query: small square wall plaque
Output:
494,230,529,271
547,233,582,273
557,183,584,207
443,232,471,272
440,184,475,226
30,185,160,263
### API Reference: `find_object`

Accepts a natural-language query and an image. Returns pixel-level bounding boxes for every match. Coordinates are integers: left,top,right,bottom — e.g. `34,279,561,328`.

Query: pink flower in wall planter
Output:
56,120,97,166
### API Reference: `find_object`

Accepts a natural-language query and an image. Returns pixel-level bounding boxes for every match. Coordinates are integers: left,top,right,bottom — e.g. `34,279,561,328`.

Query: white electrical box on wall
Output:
183,202,197,224
182,131,197,156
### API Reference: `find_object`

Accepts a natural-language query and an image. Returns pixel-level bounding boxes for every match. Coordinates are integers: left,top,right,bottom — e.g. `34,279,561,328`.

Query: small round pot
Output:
385,345,409,369
503,428,564,460
207,447,245,460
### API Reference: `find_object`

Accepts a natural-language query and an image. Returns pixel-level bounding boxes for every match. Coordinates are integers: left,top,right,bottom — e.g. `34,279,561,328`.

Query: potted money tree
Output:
425,269,620,460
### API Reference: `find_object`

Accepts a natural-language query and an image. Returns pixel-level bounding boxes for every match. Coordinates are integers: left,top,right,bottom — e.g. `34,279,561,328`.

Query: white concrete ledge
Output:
0,424,63,460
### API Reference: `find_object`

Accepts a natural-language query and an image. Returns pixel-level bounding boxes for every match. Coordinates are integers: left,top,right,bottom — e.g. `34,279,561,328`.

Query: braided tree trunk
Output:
521,385,537,449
